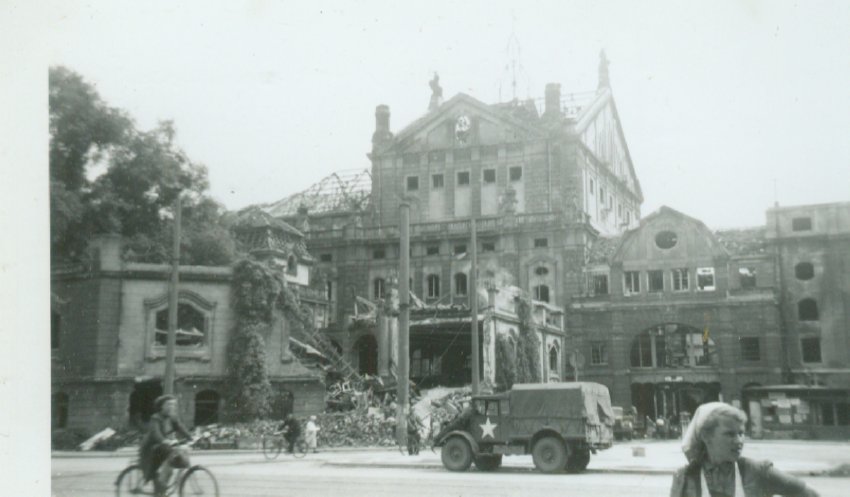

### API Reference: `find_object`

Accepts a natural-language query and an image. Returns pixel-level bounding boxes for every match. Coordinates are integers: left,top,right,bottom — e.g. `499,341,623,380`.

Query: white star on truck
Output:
479,417,497,439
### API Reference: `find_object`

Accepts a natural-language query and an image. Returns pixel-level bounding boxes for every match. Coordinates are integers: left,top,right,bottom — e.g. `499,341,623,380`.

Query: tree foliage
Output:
49,66,234,265
226,322,274,421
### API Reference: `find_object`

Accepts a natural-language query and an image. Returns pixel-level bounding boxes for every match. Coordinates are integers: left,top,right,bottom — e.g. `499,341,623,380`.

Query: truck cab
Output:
435,382,614,473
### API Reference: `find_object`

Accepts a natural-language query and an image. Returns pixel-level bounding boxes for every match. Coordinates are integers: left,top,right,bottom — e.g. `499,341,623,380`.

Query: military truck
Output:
434,382,614,473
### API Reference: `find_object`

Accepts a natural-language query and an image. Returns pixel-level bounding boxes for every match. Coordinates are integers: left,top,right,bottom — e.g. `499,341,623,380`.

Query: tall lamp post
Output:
164,194,182,395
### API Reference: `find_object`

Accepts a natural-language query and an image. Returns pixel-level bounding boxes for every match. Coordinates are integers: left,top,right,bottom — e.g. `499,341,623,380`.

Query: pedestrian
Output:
670,402,820,497
305,415,320,453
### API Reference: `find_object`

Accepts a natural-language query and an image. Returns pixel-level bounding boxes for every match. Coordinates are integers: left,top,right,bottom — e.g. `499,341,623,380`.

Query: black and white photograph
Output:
2,1,850,496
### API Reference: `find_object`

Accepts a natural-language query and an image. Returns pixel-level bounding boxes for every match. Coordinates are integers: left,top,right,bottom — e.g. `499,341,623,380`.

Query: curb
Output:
51,446,397,458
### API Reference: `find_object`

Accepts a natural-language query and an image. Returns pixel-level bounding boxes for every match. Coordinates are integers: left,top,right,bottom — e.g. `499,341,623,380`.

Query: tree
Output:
49,66,236,265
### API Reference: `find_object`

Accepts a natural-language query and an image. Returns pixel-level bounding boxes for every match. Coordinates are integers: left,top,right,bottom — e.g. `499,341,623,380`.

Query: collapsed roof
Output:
263,168,371,217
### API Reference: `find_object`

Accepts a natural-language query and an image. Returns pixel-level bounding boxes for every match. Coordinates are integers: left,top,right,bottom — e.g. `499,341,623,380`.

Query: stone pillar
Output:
377,314,389,377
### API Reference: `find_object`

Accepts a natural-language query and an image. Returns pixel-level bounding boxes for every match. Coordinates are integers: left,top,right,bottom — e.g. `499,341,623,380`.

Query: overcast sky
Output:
46,0,850,228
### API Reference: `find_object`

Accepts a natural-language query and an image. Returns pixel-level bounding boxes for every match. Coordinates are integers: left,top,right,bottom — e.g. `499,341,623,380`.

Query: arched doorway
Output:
194,390,220,426
128,379,162,429
354,335,378,375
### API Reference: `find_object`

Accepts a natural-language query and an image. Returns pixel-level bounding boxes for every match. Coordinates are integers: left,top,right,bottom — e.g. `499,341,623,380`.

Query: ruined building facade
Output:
268,56,849,437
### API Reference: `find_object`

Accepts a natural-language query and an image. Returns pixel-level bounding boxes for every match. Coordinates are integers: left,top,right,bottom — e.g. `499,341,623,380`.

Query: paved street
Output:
51,440,850,497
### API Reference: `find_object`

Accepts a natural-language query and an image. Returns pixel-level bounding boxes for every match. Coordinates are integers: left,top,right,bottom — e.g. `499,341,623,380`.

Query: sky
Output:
39,0,850,229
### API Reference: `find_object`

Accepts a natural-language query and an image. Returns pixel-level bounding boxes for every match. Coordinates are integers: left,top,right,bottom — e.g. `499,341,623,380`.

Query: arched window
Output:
427,274,440,298
795,262,815,280
549,344,560,372
373,278,386,299
53,392,69,429
155,303,207,347
798,299,819,321
454,273,468,296
194,390,220,426
533,284,550,303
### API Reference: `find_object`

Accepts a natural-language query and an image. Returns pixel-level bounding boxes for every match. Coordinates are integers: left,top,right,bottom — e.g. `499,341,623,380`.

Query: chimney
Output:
544,83,561,117
372,104,392,148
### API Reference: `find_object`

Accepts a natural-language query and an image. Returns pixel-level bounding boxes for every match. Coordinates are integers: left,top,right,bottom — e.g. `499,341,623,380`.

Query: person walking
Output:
671,402,820,497
304,415,320,453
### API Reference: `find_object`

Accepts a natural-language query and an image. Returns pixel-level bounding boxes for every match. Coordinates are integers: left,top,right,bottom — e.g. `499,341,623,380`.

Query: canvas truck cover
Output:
509,382,615,426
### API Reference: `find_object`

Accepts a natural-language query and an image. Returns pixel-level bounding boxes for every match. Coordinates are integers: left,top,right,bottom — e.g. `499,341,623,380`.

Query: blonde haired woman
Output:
671,402,819,497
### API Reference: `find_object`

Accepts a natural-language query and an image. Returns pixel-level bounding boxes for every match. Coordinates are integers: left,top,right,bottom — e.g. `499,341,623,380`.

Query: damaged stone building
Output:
51,214,330,432
265,55,850,437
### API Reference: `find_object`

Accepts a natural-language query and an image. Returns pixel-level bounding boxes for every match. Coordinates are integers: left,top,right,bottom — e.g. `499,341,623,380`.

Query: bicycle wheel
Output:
262,436,282,460
115,464,151,496
293,438,307,458
179,466,219,497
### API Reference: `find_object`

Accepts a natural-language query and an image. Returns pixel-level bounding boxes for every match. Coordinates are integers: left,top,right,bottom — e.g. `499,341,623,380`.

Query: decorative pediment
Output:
379,93,546,155
611,206,730,263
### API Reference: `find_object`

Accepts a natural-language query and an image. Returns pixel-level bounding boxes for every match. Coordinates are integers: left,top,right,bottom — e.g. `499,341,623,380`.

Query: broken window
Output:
740,337,761,361
696,267,715,291
432,174,444,189
427,274,440,298
454,273,468,296
798,299,819,321
801,337,822,363
648,270,664,292
372,248,386,260
453,244,467,255
509,166,522,181
795,262,814,280
591,342,608,365
738,267,757,288
373,278,386,300
406,176,419,191
426,245,439,256
457,171,470,186
792,217,812,231
624,271,640,294
593,274,609,295
655,231,678,249
533,285,550,303
672,268,689,291
483,168,496,183
534,238,548,248
155,303,206,347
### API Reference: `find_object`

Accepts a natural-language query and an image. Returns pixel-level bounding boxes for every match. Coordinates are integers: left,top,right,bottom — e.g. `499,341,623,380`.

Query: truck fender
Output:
436,430,479,454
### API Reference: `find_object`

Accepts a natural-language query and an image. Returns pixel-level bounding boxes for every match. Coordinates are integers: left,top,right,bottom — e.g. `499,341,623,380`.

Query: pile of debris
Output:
315,411,397,447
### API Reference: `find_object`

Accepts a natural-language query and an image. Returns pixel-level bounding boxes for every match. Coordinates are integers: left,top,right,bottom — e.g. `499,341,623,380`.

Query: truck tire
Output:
532,436,567,473
565,446,590,472
473,454,502,471
441,436,473,471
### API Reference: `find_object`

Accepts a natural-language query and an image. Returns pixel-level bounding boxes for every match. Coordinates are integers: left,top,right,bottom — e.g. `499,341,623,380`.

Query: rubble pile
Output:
315,411,397,447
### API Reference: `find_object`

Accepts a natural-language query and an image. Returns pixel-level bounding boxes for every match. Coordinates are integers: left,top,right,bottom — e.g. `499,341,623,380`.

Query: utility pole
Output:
164,195,182,395
470,218,480,394
397,200,410,445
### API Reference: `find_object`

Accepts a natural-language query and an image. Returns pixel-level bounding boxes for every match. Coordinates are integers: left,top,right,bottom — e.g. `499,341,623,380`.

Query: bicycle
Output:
261,432,307,460
115,439,219,497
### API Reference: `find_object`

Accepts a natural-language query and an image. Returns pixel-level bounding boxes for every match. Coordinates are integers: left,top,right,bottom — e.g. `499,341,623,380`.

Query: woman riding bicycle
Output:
140,395,192,496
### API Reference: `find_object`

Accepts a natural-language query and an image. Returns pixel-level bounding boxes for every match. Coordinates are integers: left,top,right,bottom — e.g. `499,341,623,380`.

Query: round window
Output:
655,231,678,249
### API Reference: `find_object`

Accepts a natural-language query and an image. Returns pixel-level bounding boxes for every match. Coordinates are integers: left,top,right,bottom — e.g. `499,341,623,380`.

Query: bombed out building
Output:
267,55,850,438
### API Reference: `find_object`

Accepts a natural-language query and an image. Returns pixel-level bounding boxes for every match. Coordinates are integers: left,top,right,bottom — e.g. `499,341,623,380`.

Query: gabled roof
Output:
611,205,729,260
377,93,548,154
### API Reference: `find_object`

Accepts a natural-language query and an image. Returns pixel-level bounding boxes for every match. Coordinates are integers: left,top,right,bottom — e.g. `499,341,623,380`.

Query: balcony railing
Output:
303,212,567,241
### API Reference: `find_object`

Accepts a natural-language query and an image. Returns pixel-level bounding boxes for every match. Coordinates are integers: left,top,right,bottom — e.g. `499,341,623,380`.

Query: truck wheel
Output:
441,436,473,471
532,437,567,473
565,447,590,472
473,454,502,471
